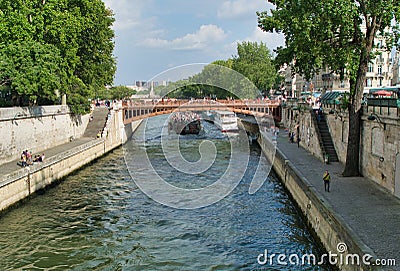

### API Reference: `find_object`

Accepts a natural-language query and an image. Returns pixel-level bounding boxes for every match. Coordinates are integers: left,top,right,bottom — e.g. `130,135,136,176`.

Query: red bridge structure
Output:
122,99,282,125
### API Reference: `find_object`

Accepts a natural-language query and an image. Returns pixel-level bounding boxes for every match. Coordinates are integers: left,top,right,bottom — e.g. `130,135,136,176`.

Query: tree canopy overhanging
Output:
0,0,116,114
257,0,400,176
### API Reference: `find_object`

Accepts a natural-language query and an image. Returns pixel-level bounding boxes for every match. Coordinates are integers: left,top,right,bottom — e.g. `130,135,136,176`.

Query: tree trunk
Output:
342,54,368,176
342,23,376,176
342,103,361,176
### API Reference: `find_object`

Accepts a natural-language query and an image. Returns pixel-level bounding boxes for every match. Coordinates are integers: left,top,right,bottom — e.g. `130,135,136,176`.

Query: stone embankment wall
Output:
0,108,142,212
258,133,377,271
281,106,325,161
0,106,90,165
323,110,349,163
281,104,400,196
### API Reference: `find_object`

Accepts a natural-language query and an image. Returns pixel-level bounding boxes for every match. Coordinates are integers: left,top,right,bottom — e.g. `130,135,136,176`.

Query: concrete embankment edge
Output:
0,115,142,213
258,133,380,271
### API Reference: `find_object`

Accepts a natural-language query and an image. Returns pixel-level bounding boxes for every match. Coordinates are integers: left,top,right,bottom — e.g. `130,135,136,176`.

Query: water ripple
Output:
0,116,334,271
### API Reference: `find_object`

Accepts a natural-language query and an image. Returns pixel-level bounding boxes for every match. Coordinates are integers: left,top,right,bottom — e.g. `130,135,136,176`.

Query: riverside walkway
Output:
0,137,95,178
0,107,109,186
276,129,400,270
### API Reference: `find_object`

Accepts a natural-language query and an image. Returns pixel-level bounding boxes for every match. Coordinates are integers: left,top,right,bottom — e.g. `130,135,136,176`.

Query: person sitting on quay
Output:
27,151,33,165
33,153,45,163
20,152,27,167
18,151,45,167
18,150,31,167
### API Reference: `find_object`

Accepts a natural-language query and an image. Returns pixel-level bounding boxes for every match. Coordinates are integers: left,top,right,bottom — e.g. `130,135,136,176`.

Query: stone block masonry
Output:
281,103,400,198
0,106,90,165
258,133,400,270
0,108,142,212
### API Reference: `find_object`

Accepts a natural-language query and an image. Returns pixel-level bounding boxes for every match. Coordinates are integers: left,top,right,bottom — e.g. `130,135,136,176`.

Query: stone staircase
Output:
83,107,110,138
313,111,339,162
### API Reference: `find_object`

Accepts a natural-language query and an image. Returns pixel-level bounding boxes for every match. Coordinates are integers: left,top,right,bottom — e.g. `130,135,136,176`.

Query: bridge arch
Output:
122,100,282,125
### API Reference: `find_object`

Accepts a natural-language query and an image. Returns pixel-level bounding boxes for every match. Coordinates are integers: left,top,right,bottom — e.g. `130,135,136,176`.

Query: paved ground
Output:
277,129,400,270
0,107,109,177
0,137,95,177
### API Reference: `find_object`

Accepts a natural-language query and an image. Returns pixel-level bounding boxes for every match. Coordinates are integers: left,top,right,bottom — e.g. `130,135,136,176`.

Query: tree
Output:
0,0,116,113
232,41,277,95
0,41,63,105
70,0,116,95
109,86,136,100
258,0,400,176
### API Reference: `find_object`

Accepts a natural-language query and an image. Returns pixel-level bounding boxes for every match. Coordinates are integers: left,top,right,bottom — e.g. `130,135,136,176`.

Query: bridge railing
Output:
122,99,282,124
122,99,280,107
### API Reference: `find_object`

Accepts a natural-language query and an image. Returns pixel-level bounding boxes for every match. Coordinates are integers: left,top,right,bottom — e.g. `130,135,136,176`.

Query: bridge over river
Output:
121,99,282,125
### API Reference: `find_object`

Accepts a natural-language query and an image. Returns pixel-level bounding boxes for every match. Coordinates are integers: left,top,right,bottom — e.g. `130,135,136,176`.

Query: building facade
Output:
392,53,400,86
284,30,398,97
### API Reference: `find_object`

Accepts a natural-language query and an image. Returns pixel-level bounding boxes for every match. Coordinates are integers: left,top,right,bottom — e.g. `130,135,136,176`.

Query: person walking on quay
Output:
289,132,294,143
297,135,301,148
323,170,331,192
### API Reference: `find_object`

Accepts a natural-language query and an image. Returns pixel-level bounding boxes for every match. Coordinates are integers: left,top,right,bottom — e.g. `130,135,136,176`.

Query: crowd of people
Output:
168,112,201,134
169,112,200,125
19,150,45,167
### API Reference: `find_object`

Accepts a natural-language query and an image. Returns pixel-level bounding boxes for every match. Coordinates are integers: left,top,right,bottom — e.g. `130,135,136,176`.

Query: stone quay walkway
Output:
0,107,109,184
0,137,95,179
276,129,400,270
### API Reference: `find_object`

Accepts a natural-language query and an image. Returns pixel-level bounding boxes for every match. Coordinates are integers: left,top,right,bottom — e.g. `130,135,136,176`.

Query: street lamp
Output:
367,113,386,130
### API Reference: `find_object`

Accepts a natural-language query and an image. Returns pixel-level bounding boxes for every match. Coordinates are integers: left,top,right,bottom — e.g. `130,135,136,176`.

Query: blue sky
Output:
102,0,285,86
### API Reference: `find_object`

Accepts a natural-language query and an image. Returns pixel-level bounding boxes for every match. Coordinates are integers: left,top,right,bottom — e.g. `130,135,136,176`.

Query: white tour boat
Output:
213,110,238,132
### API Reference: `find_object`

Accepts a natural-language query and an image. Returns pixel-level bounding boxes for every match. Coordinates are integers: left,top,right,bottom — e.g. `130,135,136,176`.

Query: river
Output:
0,115,334,270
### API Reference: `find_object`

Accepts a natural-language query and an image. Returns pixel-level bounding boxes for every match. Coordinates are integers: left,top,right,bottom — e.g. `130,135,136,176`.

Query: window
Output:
379,78,383,86
378,65,382,75
366,78,372,87
368,63,373,73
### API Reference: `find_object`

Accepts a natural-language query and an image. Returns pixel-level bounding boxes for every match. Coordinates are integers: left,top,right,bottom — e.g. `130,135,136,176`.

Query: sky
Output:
102,0,285,86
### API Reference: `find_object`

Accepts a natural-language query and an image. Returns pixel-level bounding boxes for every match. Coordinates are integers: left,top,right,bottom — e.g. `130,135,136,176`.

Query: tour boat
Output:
168,112,201,135
213,110,238,132
201,111,215,123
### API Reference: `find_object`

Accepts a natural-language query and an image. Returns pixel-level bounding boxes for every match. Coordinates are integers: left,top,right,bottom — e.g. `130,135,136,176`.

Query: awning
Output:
372,90,393,96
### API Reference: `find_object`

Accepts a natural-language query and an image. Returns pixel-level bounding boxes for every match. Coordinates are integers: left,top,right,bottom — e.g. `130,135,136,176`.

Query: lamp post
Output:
367,113,386,130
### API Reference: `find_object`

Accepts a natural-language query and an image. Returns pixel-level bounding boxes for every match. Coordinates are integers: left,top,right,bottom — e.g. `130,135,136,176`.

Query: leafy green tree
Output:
258,0,400,176
232,41,277,95
0,0,116,114
154,85,169,97
0,41,63,105
212,59,234,69
71,0,116,94
109,86,136,100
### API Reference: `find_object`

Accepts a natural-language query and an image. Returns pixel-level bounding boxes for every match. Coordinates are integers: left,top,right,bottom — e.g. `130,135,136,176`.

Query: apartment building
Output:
283,29,398,97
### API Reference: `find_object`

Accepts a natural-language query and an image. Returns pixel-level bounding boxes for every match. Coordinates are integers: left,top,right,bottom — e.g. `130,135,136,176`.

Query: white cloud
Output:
228,27,285,52
142,25,228,50
217,0,267,20
103,0,150,31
